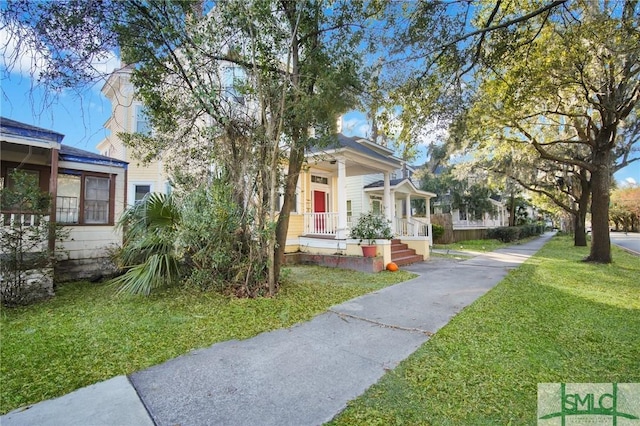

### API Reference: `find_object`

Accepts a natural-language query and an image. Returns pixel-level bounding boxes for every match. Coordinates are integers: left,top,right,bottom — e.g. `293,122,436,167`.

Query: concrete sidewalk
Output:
1,232,555,426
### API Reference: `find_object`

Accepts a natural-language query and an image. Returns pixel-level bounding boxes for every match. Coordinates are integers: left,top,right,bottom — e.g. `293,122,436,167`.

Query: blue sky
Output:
1,21,638,187
1,73,113,153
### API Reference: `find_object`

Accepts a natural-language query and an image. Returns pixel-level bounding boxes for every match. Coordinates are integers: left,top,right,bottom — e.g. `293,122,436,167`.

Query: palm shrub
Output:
110,192,182,296
110,181,267,297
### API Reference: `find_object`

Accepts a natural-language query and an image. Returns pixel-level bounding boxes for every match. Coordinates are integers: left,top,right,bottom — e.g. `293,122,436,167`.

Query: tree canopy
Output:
443,0,640,262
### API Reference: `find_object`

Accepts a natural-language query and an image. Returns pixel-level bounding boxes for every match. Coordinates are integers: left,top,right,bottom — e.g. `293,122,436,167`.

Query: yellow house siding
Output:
286,214,304,240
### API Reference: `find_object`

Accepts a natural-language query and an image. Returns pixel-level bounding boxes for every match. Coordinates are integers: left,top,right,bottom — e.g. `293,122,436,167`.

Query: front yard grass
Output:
330,235,640,425
433,237,533,252
0,266,415,414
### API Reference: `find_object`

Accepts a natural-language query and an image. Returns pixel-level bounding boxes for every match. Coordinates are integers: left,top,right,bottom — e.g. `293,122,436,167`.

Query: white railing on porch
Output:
303,212,339,235
395,217,433,244
1,212,50,253
1,212,47,227
395,218,415,237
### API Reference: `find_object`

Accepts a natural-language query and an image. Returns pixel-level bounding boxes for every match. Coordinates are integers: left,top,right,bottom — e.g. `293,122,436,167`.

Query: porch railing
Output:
1,212,47,227
454,218,503,229
396,217,433,244
395,218,415,237
303,212,339,235
1,212,50,253
302,213,433,243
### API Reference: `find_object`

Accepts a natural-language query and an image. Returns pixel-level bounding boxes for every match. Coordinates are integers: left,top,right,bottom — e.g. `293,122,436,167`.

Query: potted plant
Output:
349,212,393,257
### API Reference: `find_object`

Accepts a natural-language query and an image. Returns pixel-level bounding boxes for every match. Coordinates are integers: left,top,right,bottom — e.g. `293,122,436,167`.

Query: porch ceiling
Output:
1,141,52,165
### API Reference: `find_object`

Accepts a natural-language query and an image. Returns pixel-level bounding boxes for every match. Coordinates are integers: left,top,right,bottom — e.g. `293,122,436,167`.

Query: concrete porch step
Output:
391,249,418,260
391,242,409,251
393,254,424,266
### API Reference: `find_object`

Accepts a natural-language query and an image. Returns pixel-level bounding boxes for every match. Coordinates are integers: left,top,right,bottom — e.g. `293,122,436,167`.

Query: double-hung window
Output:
56,173,113,225
135,105,151,135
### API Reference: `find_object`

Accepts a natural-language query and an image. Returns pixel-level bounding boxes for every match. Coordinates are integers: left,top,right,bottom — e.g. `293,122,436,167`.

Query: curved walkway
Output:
1,232,556,426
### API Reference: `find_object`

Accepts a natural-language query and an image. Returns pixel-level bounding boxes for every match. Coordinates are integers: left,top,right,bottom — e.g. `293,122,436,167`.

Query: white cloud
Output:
89,51,120,77
0,24,49,78
625,177,637,185
342,117,368,135
1,23,119,82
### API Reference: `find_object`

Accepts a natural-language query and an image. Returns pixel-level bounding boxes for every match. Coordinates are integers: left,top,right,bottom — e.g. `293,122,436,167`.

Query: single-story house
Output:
1,117,128,281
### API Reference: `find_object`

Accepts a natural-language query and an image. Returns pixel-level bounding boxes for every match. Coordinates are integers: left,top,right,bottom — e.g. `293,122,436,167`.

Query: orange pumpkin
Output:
386,262,399,272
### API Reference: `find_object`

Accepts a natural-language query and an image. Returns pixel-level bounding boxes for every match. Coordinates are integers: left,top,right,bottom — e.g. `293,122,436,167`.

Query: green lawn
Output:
330,235,640,425
433,237,535,252
0,266,415,414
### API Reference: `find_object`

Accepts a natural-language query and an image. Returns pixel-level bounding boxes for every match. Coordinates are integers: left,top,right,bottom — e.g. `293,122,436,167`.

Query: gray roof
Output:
0,116,65,143
60,144,128,168
363,178,408,189
1,116,127,168
308,134,402,167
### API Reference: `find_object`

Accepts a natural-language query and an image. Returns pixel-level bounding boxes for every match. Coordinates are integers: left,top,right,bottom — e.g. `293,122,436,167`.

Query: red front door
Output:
313,190,326,232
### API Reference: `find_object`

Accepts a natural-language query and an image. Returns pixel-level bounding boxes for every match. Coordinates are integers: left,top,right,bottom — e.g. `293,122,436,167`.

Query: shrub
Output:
488,226,521,243
0,170,66,306
109,192,183,296
179,182,262,295
432,224,445,241
349,212,393,245
488,223,545,243
110,180,268,297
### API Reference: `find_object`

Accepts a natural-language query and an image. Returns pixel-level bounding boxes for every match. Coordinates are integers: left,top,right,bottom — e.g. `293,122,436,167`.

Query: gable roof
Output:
308,133,403,170
364,177,436,198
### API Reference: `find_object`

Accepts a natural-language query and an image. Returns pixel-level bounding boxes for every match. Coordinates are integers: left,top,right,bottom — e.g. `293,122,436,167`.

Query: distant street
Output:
610,232,640,256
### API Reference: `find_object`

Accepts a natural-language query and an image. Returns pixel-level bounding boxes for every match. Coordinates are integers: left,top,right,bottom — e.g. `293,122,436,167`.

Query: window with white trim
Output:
222,65,246,105
134,184,151,205
371,199,382,215
135,105,151,134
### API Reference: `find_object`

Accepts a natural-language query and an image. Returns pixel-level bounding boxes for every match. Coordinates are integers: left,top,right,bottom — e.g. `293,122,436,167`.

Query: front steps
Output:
390,239,423,266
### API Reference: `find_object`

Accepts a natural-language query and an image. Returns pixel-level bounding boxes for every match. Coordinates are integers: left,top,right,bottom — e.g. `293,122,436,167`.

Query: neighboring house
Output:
1,117,128,280
97,66,170,205
447,197,509,229
98,63,252,205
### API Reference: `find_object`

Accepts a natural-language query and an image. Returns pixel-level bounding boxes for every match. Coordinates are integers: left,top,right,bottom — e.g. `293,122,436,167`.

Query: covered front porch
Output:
285,134,435,267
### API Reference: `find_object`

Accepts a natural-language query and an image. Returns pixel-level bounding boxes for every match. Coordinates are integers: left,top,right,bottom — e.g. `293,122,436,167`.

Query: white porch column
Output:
383,172,394,233
425,197,431,223
405,193,412,235
336,158,348,239
406,193,412,220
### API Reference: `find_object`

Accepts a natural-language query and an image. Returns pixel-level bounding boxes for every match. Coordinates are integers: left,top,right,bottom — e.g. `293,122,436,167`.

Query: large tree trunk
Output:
574,213,587,247
585,148,612,263
273,143,305,285
574,174,591,247
509,194,516,227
